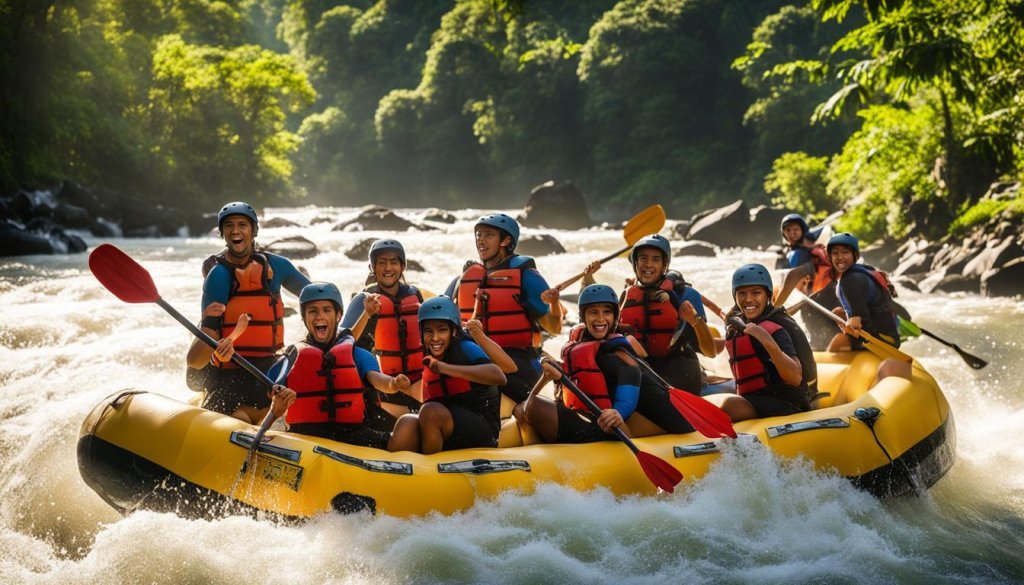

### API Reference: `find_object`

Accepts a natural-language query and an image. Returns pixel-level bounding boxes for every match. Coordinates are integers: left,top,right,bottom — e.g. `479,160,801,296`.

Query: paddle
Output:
630,358,737,439
668,293,728,348
797,292,913,363
547,361,682,492
240,355,291,477
897,317,987,369
554,204,666,292
89,244,280,388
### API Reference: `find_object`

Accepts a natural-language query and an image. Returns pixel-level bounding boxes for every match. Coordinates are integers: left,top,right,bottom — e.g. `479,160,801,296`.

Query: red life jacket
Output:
213,253,284,366
619,279,678,357
726,320,784,395
371,288,424,382
456,259,539,348
808,246,835,294
558,334,622,412
285,338,367,424
421,364,474,402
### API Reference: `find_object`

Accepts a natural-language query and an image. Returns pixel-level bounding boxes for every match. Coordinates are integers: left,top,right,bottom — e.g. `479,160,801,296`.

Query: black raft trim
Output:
437,459,531,474
850,413,956,497
312,445,413,475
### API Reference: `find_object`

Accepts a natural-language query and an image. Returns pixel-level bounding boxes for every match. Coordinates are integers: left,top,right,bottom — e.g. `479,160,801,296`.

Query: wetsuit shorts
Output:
198,358,275,415
289,422,390,450
442,404,500,450
497,347,542,403
744,385,810,418
554,402,615,443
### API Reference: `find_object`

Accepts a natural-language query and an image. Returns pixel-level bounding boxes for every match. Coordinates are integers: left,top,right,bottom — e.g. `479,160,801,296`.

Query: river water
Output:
1,206,1022,584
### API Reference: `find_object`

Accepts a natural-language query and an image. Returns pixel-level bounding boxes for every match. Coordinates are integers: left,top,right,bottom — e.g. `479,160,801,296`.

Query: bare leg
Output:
827,333,853,352
873,358,912,387
388,414,420,452
522,395,560,443
418,402,454,455
705,394,758,422
231,405,266,424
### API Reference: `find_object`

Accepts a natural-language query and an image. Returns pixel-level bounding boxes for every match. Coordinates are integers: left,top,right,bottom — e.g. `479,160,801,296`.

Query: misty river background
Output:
1,206,1022,584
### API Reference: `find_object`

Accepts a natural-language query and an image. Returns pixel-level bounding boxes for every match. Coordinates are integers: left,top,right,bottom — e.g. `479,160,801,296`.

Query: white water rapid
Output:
1,206,1022,584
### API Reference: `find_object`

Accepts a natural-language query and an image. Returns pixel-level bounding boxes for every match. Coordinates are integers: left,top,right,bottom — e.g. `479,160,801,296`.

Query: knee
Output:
877,358,912,381
418,403,447,427
827,334,851,352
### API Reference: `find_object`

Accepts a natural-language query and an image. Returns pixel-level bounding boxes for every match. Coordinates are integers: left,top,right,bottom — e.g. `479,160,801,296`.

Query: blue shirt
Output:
201,252,310,310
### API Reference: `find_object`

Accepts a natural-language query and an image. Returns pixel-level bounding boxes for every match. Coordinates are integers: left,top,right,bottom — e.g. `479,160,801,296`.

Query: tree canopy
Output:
2,0,1021,235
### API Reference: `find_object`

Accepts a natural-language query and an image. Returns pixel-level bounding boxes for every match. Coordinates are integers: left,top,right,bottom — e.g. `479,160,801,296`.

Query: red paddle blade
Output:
635,450,683,493
89,244,161,304
669,388,737,439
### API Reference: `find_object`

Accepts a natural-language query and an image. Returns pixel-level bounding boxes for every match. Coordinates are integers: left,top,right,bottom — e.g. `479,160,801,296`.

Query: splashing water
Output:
1,206,1022,584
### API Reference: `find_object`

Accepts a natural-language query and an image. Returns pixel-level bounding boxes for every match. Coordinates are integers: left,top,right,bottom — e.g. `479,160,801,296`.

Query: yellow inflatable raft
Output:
78,350,955,519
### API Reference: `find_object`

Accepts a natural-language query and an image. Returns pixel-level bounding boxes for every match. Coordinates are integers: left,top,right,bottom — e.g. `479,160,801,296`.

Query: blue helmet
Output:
630,234,672,267
827,232,860,258
780,213,809,237
475,213,520,253
578,284,620,321
732,263,773,295
217,201,259,236
368,238,406,265
417,296,462,334
299,282,343,313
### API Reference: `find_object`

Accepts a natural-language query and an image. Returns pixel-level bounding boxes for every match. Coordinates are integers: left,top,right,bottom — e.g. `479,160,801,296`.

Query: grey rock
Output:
981,257,1024,297
520,180,592,230
333,205,434,232
672,241,717,257
962,237,1023,279
686,200,753,248
262,216,300,229
264,235,318,260
516,234,566,256
423,208,457,224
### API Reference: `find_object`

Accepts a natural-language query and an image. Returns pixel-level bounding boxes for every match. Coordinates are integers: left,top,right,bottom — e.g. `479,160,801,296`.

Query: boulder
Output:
57,180,109,219
861,240,903,272
52,202,91,229
685,200,756,248
672,240,717,257
344,238,376,261
0,221,56,255
516,234,566,257
262,216,300,229
748,206,791,249
423,208,457,224
406,259,426,272
310,214,336,225
891,251,933,278
981,257,1024,297
519,180,593,230
961,236,1024,279
263,235,318,260
917,269,979,294
333,205,433,232
671,220,691,238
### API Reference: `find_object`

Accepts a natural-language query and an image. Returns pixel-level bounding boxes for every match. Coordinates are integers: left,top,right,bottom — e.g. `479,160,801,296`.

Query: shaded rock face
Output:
423,208,457,224
520,180,592,230
515,234,566,257
263,235,318,260
672,241,717,258
684,200,786,250
0,219,87,256
262,217,300,229
982,257,1024,297
332,205,435,232
881,181,1024,297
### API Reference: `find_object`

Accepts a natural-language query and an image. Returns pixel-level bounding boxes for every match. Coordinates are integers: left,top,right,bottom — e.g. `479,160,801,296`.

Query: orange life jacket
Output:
726,320,784,395
370,287,424,382
285,338,368,425
619,279,678,357
456,258,539,348
213,253,283,366
808,246,835,294
421,364,474,402
558,334,620,412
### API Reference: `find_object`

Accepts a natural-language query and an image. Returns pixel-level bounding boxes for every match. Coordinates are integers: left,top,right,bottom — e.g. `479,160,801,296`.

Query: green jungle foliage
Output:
2,0,1021,237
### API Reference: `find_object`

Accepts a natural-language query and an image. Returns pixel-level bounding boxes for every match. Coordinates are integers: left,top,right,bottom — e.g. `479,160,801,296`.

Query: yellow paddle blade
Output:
623,204,667,246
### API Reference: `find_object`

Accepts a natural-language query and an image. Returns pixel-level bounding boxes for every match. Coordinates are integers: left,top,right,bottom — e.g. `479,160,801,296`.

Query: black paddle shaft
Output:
920,327,987,369
157,299,275,390
556,372,639,455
